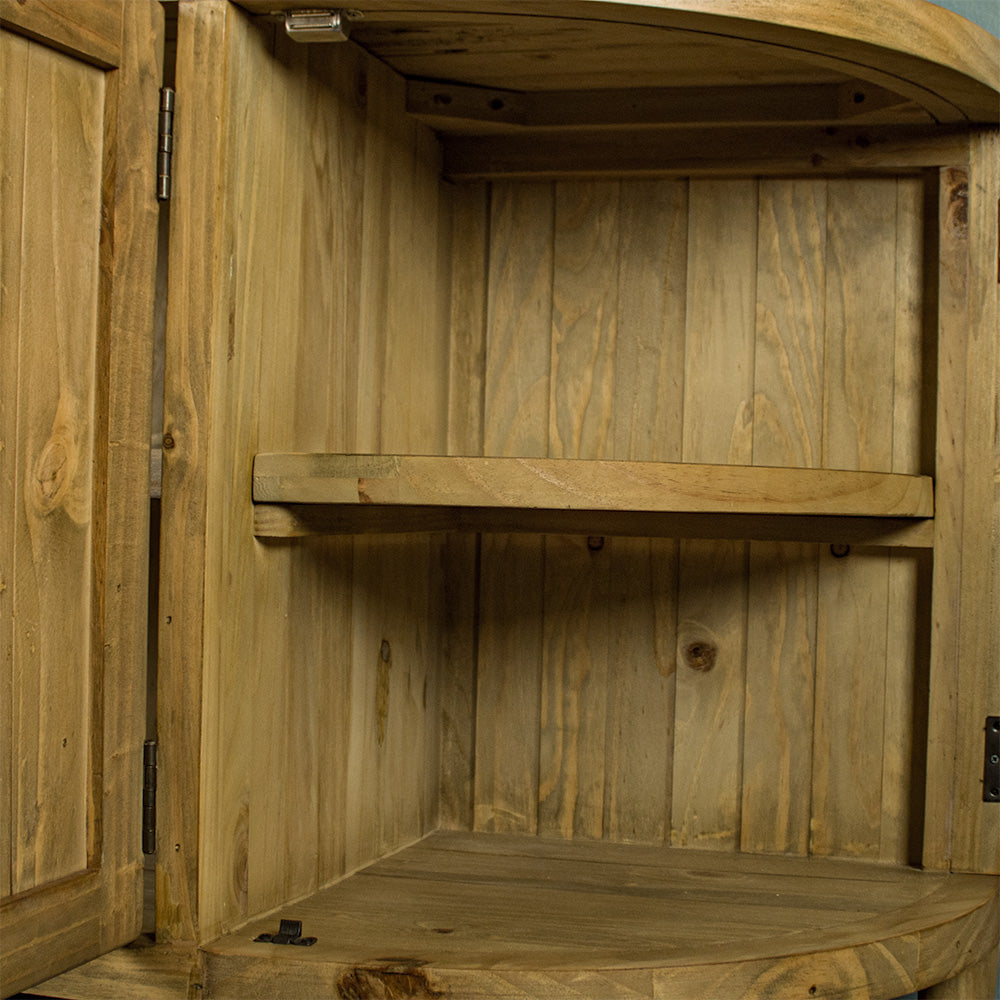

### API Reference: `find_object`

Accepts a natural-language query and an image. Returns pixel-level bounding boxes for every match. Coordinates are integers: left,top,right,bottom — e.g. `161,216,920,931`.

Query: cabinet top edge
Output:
231,0,1000,122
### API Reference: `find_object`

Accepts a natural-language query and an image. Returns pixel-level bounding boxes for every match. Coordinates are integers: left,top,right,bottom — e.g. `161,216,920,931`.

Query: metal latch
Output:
984,716,1000,803
284,10,360,42
255,918,317,946
157,87,175,202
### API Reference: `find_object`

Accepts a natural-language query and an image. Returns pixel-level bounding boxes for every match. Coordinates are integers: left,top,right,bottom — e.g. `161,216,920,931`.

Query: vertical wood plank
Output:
742,179,826,856
298,39,368,887
951,130,1000,875
812,179,898,859
881,177,927,865
539,182,619,839
159,0,232,944
604,180,687,844
474,181,553,834
11,41,106,891
672,179,756,851
439,182,489,831
0,27,30,903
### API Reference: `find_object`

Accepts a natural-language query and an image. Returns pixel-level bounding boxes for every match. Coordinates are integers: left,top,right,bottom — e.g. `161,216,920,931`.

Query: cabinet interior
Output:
153,8,999,995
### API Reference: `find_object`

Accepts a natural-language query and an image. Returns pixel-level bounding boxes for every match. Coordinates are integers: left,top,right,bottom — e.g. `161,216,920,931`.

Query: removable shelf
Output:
203,831,998,999
252,453,934,546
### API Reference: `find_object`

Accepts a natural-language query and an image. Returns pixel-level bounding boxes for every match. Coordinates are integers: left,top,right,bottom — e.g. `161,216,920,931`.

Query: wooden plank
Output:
672,180,757,852
26,944,203,1000
538,182,619,840
0,0,122,67
950,129,1000,875
158,0,232,946
0,25,30,907
254,503,935,548
474,181,553,835
442,126,972,181
812,178,899,860
880,176,928,866
10,36,106,893
741,179,825,856
408,80,924,132
253,454,933,518
923,165,972,872
603,180,686,844
200,830,1000,1000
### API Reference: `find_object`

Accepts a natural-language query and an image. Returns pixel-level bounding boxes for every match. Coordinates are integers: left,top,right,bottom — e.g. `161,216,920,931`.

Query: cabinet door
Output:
0,1,163,994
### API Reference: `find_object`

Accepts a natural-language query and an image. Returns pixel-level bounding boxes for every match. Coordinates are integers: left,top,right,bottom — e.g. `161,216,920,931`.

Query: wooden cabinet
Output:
3,1,999,998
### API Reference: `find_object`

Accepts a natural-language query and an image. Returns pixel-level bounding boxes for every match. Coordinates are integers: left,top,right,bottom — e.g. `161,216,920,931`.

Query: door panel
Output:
0,1,163,995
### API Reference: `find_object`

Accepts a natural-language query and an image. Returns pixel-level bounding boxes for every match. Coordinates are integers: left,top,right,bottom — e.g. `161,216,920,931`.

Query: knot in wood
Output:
683,640,717,672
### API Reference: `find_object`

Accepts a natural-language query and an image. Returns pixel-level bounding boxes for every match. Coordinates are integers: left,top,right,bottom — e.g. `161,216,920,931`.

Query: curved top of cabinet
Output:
240,0,1000,123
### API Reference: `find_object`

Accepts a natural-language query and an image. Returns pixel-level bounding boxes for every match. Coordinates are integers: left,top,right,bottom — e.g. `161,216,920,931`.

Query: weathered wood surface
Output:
201,831,1000,1000
254,454,933,517
164,1,453,945
0,0,162,994
235,0,1000,122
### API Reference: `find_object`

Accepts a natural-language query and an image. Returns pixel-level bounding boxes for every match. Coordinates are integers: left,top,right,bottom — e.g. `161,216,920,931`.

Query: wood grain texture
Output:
200,831,1000,1000
1,1,162,992
473,180,552,835
158,0,230,946
0,24,29,908
950,130,1000,875
7,30,106,895
253,454,933,518
0,0,122,67
741,180,824,856
236,0,1000,122
922,165,972,872
672,180,756,852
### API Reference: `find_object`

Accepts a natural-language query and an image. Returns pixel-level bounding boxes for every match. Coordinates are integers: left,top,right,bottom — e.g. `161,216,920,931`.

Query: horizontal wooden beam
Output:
407,80,926,133
441,124,972,180
252,454,933,540
254,503,933,547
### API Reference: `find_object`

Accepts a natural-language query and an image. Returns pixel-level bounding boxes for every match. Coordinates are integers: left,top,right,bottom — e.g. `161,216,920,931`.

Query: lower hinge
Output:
984,717,1000,803
143,739,157,853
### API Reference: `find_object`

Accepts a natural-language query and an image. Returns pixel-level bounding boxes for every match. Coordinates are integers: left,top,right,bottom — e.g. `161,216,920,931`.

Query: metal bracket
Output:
984,716,1000,803
255,918,317,946
284,10,360,42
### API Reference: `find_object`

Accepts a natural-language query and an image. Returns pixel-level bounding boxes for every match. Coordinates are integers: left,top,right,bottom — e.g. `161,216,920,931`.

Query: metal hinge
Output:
984,717,1000,803
284,9,362,42
157,87,175,202
143,739,157,854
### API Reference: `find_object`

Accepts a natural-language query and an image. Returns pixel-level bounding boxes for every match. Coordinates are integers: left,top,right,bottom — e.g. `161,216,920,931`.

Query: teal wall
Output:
932,0,1000,36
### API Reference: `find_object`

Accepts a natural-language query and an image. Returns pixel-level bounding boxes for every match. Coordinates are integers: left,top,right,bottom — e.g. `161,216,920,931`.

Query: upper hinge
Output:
157,87,175,202
284,9,362,42
143,739,157,854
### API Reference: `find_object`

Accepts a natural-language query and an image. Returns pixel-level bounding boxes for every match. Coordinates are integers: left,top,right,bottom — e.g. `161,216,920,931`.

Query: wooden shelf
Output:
203,831,998,999
252,453,933,545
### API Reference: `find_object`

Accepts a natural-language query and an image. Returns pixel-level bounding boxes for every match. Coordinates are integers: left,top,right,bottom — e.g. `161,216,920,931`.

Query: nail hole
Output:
830,544,851,558
853,91,866,103
488,98,505,110
587,536,605,551
432,92,452,106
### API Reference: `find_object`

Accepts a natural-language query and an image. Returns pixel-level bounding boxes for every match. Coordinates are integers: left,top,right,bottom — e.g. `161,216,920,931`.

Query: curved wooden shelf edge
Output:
236,0,1000,122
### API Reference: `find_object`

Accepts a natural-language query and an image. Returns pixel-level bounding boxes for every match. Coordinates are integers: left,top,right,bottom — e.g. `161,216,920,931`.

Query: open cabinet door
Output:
0,1,163,994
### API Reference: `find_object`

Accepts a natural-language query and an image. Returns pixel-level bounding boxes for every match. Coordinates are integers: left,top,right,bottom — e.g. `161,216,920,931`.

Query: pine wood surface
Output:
253,454,933,518
0,0,163,994
201,830,999,1000
233,0,1000,122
